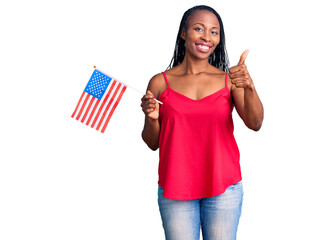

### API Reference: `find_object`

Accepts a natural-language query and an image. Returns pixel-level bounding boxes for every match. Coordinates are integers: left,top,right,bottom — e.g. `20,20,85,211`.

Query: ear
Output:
181,28,186,40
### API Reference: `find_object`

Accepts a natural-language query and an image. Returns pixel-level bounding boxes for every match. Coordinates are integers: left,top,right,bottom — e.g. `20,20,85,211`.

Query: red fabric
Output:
158,72,242,200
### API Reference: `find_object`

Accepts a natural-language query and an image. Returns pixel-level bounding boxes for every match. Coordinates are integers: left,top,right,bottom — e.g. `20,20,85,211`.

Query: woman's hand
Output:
229,50,264,131
229,50,254,90
141,90,160,120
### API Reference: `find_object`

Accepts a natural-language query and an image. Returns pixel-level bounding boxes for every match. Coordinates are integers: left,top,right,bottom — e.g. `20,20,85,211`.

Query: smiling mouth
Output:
195,43,212,53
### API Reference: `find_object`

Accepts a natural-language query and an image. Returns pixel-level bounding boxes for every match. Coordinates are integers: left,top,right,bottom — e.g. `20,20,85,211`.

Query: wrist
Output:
245,81,255,92
147,116,159,123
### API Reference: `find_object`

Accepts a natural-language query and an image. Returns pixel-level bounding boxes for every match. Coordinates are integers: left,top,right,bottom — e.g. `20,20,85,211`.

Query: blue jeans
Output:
157,181,243,240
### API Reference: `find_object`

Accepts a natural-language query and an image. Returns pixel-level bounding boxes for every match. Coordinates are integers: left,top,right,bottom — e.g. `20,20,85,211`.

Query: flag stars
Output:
84,70,112,100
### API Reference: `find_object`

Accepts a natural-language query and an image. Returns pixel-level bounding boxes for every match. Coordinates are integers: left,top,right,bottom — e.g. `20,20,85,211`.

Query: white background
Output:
1,0,335,239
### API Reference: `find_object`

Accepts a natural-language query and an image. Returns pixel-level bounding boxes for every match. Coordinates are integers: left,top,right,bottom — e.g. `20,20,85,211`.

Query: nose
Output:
201,31,210,42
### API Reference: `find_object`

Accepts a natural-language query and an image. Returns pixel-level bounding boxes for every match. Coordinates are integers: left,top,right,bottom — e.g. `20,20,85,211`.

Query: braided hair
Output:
167,5,230,72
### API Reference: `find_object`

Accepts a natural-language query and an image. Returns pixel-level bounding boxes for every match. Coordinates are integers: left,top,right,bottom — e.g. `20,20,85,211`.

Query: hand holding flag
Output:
141,90,160,120
72,66,162,133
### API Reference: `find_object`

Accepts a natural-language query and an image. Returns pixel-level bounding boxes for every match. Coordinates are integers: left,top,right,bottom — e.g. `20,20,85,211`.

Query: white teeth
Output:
197,45,209,49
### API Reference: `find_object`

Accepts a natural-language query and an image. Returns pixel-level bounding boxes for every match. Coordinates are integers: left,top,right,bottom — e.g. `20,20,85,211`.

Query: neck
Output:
179,53,211,75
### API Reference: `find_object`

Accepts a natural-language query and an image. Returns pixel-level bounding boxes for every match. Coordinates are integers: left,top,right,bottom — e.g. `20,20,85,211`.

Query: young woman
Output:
141,5,263,240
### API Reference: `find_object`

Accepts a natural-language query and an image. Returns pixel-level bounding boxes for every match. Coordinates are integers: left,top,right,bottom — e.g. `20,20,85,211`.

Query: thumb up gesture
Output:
229,50,254,90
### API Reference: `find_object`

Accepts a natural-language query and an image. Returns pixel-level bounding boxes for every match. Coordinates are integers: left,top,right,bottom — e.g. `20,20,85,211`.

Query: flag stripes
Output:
76,94,90,120
71,92,85,119
80,97,95,123
85,98,100,126
72,76,127,133
90,80,117,128
95,82,120,130
101,85,127,133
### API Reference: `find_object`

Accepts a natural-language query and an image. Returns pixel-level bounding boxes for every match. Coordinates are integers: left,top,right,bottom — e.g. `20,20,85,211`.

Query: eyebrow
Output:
193,23,219,29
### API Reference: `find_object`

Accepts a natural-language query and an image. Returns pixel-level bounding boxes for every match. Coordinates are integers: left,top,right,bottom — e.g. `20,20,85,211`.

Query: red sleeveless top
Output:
158,72,242,200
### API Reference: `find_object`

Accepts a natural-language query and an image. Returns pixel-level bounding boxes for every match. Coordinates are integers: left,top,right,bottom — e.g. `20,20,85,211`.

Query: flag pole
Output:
93,66,163,104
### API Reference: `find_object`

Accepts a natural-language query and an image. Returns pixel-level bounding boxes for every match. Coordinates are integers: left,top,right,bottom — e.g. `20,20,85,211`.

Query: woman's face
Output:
181,10,220,60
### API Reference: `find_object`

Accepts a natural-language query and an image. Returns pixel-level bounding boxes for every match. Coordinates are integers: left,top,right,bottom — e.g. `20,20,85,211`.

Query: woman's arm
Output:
141,74,162,150
229,50,264,131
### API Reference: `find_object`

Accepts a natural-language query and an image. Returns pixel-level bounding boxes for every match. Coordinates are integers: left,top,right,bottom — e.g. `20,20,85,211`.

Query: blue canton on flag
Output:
84,70,112,100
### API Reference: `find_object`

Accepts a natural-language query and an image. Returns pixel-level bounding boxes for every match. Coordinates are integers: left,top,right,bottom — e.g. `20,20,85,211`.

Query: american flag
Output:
71,68,127,133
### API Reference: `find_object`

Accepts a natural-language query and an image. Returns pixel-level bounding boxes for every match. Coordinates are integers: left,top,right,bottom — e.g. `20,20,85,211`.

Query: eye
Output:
211,30,219,35
194,27,203,32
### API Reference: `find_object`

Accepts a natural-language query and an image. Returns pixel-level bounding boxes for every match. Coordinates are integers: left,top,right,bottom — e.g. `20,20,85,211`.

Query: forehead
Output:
186,10,220,28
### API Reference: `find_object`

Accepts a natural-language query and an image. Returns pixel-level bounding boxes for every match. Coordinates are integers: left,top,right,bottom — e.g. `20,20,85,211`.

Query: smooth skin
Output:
141,10,264,151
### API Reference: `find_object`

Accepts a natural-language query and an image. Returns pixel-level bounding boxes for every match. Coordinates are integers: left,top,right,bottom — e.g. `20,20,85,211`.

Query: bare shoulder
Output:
146,72,166,99
164,65,182,77
160,65,183,85
207,65,231,86
209,65,227,76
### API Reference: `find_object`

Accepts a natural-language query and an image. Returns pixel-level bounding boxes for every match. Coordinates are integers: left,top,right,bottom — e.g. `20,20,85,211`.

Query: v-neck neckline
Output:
159,71,229,102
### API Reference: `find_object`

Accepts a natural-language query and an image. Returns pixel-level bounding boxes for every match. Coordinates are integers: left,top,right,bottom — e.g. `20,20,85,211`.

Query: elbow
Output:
147,142,159,151
251,122,262,131
250,118,263,131
246,109,264,131
141,131,159,151
245,117,263,132
150,145,159,151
